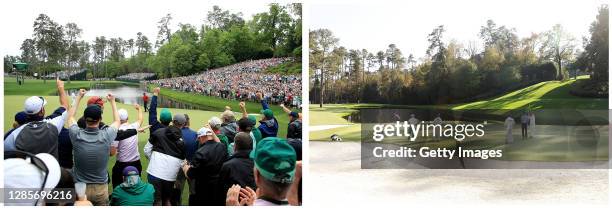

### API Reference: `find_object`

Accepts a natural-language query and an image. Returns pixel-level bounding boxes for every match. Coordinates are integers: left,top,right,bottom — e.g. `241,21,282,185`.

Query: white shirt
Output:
144,141,183,181
112,122,141,162
504,117,515,130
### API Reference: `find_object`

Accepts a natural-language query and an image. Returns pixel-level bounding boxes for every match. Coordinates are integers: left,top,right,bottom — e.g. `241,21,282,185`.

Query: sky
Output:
0,0,278,56
310,0,608,61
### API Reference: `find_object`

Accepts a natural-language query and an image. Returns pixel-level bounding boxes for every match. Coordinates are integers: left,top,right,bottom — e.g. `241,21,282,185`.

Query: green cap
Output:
251,137,296,183
160,108,172,123
247,114,257,125
261,109,274,119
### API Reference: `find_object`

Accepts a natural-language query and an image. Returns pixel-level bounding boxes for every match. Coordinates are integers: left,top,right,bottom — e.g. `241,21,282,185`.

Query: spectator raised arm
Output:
280,103,291,114
57,78,69,109
68,89,87,125
257,92,270,110
135,104,143,127
239,102,248,119
107,93,121,129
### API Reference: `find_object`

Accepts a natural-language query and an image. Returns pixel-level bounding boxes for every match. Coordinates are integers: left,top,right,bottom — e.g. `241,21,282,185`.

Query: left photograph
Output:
2,0,302,206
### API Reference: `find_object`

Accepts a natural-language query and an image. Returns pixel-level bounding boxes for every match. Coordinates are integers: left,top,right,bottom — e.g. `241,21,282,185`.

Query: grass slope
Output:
4,79,129,96
451,76,607,110
310,76,608,142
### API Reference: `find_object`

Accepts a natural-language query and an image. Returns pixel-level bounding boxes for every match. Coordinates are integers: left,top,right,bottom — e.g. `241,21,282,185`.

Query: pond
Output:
65,83,217,111
350,108,608,126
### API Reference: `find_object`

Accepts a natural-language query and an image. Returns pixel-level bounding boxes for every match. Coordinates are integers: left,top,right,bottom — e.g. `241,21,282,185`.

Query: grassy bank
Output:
265,61,302,74
4,78,133,96
310,76,608,142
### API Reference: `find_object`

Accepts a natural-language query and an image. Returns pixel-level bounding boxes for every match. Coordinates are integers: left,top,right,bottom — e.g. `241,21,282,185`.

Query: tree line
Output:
4,3,302,82
309,5,608,106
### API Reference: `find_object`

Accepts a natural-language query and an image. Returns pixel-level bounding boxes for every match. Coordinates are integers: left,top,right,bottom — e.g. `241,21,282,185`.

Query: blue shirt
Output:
148,95,167,137
258,99,278,138
181,127,198,161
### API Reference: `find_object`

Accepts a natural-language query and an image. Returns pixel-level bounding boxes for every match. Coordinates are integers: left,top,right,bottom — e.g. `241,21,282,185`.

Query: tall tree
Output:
310,29,339,107
20,39,38,69
479,20,519,55
33,14,64,83
426,25,450,103
581,5,609,85
64,22,82,83
156,13,173,48
126,38,135,57
93,36,108,80
77,41,90,71
251,4,293,56
109,37,125,61
206,5,245,30
376,51,385,70
406,54,416,71
539,24,576,80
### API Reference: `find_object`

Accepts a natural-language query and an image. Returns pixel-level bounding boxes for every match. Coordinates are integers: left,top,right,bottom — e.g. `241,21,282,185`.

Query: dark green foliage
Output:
12,4,302,80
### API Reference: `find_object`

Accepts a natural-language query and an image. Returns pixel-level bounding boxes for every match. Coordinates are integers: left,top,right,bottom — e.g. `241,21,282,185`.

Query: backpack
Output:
288,120,302,139
15,121,60,159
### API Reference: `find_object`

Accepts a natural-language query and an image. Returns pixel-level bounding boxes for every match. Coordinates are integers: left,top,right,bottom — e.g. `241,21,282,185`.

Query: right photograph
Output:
309,0,609,206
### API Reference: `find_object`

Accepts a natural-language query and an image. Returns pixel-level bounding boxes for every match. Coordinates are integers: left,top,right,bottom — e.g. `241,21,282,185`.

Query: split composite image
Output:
1,0,610,207
2,0,303,206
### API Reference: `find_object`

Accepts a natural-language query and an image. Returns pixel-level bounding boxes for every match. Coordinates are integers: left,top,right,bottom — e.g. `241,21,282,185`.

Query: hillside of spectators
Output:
149,58,301,107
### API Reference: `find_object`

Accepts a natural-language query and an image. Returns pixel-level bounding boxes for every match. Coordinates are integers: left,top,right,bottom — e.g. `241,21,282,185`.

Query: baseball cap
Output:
160,108,172,123
118,109,129,121
261,109,274,119
24,96,47,115
288,111,299,118
87,96,104,108
197,127,214,137
84,105,103,121
4,152,61,192
122,166,139,176
173,113,186,125
251,137,296,183
247,115,257,125
15,111,28,125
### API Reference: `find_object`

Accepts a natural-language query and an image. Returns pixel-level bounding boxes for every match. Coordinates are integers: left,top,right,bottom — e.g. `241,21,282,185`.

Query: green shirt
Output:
110,181,155,206
251,128,263,145
217,134,232,155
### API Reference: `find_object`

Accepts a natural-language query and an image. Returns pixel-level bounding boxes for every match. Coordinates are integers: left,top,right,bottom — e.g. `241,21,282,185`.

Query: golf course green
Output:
4,78,297,205
310,76,608,155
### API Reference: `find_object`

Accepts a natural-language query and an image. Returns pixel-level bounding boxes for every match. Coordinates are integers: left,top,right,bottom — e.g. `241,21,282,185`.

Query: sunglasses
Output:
4,150,49,205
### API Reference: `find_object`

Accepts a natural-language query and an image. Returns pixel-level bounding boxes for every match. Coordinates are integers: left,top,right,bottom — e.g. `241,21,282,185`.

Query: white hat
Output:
208,117,222,129
24,96,47,115
118,109,129,121
4,153,61,205
197,127,214,138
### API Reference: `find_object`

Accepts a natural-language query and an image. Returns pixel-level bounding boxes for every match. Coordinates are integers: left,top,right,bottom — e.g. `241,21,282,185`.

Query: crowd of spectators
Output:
117,73,157,82
148,58,301,108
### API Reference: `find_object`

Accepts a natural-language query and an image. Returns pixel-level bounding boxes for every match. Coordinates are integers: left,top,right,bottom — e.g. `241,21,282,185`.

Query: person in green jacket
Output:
238,101,263,146
110,166,155,206
208,116,232,155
